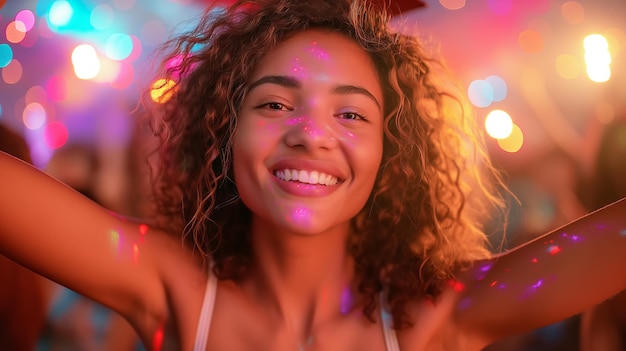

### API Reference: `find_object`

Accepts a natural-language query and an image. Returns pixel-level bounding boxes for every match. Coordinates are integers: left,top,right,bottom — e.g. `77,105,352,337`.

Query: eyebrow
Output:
247,75,382,111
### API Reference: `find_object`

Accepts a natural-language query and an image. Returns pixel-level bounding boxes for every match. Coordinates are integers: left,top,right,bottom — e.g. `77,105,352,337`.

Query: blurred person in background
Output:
580,118,626,351
37,143,143,351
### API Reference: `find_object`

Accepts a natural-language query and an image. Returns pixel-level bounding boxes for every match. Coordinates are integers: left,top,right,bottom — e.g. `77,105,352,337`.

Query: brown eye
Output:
337,111,366,121
256,102,292,111
268,102,284,110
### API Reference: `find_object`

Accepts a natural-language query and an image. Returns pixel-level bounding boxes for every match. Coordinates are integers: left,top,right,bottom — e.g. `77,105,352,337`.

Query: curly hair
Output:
144,0,506,328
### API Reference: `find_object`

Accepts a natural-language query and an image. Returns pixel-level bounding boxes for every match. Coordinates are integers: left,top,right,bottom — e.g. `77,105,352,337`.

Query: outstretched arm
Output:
454,197,626,343
0,151,169,337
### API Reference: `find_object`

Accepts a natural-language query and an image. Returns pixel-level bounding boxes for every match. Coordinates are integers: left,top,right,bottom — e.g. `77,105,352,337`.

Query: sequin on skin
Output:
110,230,120,255
547,245,561,255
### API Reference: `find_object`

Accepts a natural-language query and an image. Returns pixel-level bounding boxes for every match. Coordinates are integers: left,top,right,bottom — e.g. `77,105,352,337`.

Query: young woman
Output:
1,0,625,350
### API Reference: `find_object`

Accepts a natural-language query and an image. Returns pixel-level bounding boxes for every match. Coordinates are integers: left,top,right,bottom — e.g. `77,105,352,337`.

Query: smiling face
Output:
233,29,384,236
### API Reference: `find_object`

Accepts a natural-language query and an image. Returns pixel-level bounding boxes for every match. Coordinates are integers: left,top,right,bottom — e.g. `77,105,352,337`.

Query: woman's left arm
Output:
454,197,626,343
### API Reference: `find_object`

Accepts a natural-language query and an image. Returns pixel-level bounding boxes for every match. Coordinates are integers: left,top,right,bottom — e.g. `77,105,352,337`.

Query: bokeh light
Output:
48,0,74,27
126,35,143,62
2,59,23,84
519,29,544,53
105,33,133,60
72,44,101,80
90,4,115,30
25,85,48,105
150,78,177,103
15,9,36,32
0,44,14,68
594,101,615,124
584,34,611,83
555,54,580,79
561,1,585,24
439,0,466,11
497,124,524,153
485,75,507,102
485,109,514,139
43,121,69,149
6,21,27,43
46,76,68,102
22,102,47,130
468,80,494,108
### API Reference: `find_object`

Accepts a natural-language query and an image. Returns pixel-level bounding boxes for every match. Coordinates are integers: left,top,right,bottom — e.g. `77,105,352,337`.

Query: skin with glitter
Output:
1,1,626,350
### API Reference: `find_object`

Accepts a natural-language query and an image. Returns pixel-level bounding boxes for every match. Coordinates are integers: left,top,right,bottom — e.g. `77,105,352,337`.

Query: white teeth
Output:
298,171,308,183
275,169,338,185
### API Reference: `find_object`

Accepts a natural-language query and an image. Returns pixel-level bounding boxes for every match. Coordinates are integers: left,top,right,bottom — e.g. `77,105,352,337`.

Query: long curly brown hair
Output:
144,0,506,328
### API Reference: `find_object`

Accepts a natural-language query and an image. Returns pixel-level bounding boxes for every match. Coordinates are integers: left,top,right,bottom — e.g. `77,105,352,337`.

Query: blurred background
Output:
1,0,625,350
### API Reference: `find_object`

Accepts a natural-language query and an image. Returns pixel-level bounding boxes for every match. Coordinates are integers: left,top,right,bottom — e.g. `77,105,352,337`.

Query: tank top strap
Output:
193,265,218,351
379,291,401,351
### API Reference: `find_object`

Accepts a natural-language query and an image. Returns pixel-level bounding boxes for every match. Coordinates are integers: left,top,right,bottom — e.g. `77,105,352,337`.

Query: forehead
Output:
250,30,382,93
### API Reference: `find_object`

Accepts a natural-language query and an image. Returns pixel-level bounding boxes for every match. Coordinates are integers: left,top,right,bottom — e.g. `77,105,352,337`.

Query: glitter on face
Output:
308,41,329,60
287,207,312,228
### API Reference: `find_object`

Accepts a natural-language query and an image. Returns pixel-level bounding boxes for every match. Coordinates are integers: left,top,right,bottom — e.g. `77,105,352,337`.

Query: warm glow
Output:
71,44,101,80
497,124,524,153
150,78,177,103
485,109,513,140
555,54,580,79
584,34,611,83
439,0,466,10
519,30,544,53
561,1,585,24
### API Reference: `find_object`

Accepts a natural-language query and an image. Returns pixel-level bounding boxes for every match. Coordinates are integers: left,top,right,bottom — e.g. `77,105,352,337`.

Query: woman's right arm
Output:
0,151,170,340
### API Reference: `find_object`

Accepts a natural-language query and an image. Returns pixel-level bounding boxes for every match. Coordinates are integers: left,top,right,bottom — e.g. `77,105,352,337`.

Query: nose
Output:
283,112,338,151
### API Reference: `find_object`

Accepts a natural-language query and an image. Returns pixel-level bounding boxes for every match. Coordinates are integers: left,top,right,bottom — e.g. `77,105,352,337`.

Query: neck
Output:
243,217,358,342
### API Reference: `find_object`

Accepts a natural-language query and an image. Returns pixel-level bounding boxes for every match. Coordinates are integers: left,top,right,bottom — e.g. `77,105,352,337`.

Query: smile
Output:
274,169,339,186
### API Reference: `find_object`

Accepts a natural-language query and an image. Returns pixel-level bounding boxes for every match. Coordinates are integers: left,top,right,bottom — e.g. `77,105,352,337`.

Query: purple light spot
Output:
288,207,311,227
339,287,352,315
457,297,472,310
488,0,512,15
480,262,494,272
519,279,544,299
474,261,494,280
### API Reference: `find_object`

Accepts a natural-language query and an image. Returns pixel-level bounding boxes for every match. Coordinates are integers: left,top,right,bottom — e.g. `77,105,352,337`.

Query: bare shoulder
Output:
121,223,208,349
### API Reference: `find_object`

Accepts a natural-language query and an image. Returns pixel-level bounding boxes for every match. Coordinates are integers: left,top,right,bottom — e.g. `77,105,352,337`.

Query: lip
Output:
272,175,341,197
269,158,346,197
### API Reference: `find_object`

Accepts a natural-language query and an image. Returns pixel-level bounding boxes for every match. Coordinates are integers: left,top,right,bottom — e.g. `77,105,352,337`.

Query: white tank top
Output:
192,270,401,351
